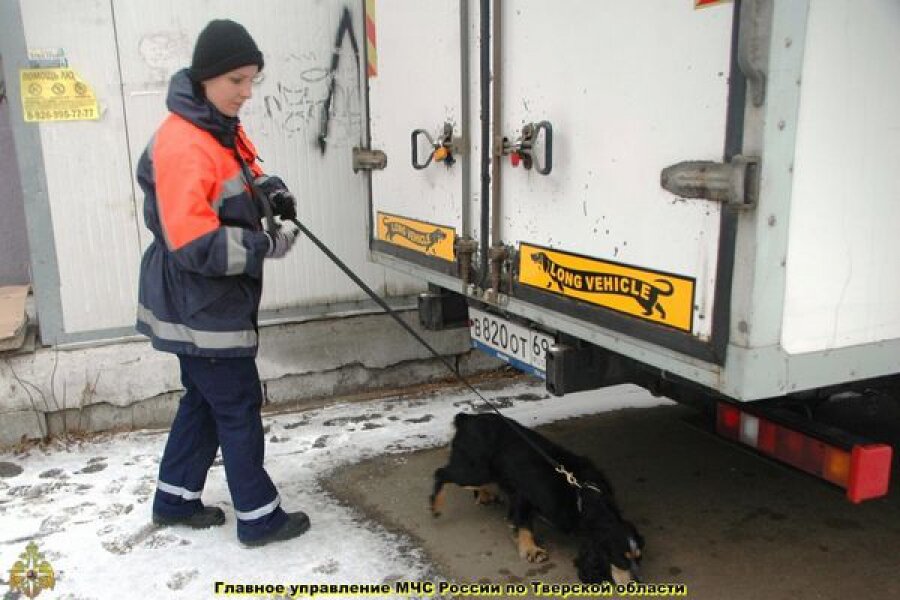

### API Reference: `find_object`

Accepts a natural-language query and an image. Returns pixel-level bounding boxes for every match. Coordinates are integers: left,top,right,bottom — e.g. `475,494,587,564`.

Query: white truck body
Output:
364,0,900,401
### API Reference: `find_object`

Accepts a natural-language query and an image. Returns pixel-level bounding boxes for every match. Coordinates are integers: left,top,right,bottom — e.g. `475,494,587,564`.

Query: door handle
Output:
501,121,553,175
411,122,461,170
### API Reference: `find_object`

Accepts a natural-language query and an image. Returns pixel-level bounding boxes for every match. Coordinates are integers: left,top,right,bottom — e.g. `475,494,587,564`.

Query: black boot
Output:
153,506,226,529
241,511,310,548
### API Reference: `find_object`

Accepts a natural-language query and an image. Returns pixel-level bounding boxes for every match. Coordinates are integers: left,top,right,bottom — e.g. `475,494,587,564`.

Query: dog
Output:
430,412,644,584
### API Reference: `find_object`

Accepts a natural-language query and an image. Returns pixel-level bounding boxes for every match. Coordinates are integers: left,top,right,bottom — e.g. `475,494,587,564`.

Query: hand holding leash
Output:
255,175,297,221
265,220,300,258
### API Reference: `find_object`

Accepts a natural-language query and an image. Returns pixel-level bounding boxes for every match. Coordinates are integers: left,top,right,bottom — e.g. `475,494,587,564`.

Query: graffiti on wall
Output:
258,6,363,149
138,32,191,85
260,54,361,147
134,10,364,150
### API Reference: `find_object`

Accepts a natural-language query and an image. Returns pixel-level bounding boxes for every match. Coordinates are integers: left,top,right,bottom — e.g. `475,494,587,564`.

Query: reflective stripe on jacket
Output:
136,69,270,357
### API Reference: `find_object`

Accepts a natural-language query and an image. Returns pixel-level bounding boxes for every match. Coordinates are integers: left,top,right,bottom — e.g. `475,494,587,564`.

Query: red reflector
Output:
776,428,805,467
802,438,827,475
757,419,777,454
772,428,826,475
717,403,740,440
847,444,893,503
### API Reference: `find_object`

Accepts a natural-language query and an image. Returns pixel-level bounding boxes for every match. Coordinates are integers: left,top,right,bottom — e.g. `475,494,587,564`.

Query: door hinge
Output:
738,0,773,108
660,155,760,209
352,147,387,172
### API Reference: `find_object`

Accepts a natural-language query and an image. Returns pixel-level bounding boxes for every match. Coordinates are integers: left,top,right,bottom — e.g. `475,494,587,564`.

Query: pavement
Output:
325,395,900,599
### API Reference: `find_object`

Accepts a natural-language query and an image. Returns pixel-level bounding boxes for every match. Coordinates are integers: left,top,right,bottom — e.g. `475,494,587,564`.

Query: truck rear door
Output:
367,1,743,365
500,1,738,362
367,0,469,277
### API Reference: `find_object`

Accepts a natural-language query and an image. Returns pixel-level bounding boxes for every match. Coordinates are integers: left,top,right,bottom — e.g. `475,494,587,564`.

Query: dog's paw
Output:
429,494,443,518
473,486,500,506
520,544,548,563
516,528,549,563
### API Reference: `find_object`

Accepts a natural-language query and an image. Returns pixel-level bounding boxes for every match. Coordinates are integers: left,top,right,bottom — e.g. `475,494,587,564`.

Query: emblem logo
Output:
8,541,56,598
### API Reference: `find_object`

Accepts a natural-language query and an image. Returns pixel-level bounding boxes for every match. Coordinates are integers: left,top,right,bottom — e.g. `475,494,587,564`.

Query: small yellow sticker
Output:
519,243,695,332
20,68,99,122
377,212,455,262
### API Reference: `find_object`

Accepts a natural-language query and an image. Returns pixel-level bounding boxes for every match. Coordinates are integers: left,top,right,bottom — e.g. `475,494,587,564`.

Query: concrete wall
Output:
0,311,500,447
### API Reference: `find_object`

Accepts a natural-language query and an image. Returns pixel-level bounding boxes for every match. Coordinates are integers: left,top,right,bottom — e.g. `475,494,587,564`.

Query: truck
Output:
356,0,898,501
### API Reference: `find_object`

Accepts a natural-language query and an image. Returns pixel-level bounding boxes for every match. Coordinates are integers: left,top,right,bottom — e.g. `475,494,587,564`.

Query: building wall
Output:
0,61,30,286
0,2,499,449
1,0,422,345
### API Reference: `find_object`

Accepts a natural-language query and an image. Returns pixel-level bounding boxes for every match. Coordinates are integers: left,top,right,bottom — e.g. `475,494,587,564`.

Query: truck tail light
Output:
715,402,892,503
848,444,893,503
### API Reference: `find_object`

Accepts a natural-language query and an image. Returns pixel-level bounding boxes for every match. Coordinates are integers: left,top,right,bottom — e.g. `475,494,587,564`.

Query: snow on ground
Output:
0,379,668,599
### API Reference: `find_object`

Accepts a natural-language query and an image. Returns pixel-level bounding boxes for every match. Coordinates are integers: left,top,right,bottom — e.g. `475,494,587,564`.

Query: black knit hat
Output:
190,19,264,82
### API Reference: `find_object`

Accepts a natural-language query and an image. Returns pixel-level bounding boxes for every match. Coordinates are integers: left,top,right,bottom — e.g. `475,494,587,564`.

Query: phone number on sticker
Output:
26,107,95,120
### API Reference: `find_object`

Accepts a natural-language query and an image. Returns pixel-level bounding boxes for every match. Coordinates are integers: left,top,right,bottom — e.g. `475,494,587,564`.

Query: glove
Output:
265,220,301,259
255,175,297,221
269,189,296,221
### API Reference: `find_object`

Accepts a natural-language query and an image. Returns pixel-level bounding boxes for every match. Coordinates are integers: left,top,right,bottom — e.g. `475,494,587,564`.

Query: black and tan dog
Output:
430,412,644,584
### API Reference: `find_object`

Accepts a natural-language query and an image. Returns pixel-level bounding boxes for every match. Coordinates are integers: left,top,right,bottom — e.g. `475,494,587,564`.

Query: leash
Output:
263,212,638,576
286,216,597,493
235,149,277,237
233,80,592,491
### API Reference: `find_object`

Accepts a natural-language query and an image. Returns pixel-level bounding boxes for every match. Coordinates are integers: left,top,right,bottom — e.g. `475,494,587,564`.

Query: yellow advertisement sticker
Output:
377,212,455,262
519,243,695,332
20,68,99,122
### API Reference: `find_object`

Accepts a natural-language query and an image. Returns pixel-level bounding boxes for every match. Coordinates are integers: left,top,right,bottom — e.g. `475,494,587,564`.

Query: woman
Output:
136,18,308,547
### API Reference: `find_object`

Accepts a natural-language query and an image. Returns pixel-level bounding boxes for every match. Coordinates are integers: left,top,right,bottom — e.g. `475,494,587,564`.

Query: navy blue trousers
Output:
153,355,287,541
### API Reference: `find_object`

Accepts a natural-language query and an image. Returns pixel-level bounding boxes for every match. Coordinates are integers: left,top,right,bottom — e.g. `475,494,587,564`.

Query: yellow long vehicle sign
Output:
377,212,456,262
518,243,695,332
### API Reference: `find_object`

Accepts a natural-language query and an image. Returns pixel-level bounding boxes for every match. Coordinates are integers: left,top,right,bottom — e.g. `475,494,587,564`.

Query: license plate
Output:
468,307,553,378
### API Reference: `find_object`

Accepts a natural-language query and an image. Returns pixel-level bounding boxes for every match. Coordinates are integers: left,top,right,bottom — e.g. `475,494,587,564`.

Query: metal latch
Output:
411,122,463,169
660,155,760,208
498,121,553,175
352,147,387,172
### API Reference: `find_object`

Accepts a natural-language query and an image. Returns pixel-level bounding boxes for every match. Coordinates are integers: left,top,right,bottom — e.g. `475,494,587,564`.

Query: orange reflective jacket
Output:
136,69,271,357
